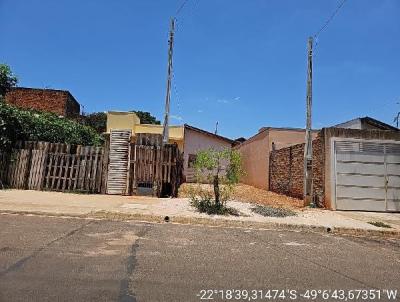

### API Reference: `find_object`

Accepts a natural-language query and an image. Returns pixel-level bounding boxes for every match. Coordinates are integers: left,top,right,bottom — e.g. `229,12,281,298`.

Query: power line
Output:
174,0,200,32
175,0,190,16
314,0,347,38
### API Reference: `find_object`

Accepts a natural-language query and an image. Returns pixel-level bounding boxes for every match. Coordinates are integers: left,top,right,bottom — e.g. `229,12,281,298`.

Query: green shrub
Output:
189,186,239,216
194,148,243,204
189,148,244,216
0,101,103,150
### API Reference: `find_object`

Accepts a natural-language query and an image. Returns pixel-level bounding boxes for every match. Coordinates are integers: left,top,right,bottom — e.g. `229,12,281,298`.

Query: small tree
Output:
191,148,243,214
0,64,18,97
133,110,161,125
84,112,107,133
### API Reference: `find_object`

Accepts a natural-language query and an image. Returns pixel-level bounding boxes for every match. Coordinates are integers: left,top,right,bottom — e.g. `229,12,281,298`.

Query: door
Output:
334,140,400,212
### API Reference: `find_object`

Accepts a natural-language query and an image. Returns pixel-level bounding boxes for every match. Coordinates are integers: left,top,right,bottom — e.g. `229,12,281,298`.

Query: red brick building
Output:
4,87,80,118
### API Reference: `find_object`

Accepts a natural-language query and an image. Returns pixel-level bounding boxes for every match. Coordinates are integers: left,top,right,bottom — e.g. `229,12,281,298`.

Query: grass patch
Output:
190,199,239,216
368,221,392,228
251,205,297,218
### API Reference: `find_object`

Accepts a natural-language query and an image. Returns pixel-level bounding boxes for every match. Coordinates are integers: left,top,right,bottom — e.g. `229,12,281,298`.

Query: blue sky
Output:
1,0,399,138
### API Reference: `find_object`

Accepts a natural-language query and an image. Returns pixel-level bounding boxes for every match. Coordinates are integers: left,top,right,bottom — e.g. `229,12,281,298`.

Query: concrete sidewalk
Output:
0,189,399,237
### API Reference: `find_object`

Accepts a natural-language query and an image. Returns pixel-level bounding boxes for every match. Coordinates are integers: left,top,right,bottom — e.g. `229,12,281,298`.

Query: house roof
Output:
334,116,399,131
235,126,316,148
184,124,234,144
258,126,319,133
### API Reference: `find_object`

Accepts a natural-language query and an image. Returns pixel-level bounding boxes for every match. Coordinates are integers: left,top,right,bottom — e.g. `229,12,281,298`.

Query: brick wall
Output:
269,135,326,207
269,142,304,199
65,95,81,117
5,88,80,118
312,136,325,207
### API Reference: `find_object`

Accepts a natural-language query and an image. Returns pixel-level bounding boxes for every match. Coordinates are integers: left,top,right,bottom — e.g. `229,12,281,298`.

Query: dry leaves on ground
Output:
179,183,304,210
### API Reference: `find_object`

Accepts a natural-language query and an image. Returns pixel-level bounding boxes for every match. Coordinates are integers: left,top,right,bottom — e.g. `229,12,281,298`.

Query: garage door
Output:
334,140,400,212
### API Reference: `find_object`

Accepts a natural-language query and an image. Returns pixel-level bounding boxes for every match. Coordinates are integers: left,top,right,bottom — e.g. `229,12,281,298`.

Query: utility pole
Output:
304,36,313,206
162,18,175,144
215,121,219,135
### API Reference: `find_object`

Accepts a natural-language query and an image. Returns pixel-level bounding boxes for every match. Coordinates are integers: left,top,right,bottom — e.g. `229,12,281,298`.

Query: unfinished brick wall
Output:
269,143,304,199
312,136,325,207
5,87,80,118
269,135,325,207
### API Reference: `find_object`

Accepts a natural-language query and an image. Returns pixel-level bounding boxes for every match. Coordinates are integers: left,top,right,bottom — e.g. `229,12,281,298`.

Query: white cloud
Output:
197,109,203,113
171,114,183,121
217,99,229,104
216,96,241,104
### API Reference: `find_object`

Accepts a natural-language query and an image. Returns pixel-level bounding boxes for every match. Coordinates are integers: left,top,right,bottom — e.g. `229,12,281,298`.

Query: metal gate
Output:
333,139,400,212
107,129,131,195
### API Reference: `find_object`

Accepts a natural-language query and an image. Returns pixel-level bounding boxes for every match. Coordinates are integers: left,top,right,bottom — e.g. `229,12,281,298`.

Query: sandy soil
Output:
178,183,304,209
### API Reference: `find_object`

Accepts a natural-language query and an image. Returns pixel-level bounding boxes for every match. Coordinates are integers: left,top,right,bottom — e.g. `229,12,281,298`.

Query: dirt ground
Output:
178,183,304,209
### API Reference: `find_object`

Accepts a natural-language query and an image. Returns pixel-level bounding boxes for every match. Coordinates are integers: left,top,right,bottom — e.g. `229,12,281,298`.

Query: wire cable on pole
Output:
175,0,190,16
314,0,347,38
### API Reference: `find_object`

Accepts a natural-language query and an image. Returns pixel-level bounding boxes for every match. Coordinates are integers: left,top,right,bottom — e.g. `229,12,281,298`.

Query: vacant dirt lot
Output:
178,183,304,209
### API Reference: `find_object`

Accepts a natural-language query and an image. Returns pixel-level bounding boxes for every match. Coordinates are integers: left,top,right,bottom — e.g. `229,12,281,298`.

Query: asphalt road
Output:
0,214,399,302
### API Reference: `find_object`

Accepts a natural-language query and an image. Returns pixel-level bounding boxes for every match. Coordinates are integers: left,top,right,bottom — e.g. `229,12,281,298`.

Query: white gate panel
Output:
387,200,400,211
336,186,385,200
336,198,386,212
386,144,400,211
336,174,385,187
387,164,400,174
336,153,384,163
333,140,400,212
336,162,385,175
388,175,400,187
386,155,400,164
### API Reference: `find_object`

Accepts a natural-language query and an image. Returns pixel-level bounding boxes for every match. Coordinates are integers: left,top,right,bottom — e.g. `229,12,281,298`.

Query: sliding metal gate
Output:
333,140,400,212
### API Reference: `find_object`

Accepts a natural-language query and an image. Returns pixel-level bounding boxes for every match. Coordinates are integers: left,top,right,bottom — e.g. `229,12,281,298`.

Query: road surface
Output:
0,214,399,302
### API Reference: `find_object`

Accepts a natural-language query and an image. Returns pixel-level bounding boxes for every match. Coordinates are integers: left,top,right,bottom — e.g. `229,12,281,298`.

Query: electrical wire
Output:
314,0,347,38
170,0,200,123
175,0,190,16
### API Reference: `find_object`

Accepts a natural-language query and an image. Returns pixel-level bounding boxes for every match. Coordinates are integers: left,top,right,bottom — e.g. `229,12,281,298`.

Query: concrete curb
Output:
2,209,400,239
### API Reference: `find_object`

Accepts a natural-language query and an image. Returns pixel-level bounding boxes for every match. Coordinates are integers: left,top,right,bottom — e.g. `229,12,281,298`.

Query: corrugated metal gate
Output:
107,129,131,195
334,140,400,211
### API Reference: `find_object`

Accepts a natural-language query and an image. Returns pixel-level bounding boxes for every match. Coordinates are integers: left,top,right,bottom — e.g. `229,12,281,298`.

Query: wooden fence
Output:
0,145,106,193
106,130,183,197
128,144,183,197
0,138,183,197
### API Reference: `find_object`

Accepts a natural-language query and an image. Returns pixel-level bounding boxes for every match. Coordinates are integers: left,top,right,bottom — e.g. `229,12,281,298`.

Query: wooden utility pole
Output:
304,36,313,206
162,18,176,144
